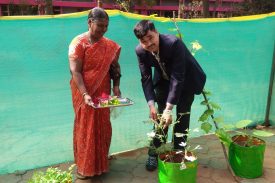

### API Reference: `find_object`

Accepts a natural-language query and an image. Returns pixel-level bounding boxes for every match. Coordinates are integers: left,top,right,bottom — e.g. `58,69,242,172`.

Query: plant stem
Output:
202,91,240,183
170,18,240,182
170,17,182,40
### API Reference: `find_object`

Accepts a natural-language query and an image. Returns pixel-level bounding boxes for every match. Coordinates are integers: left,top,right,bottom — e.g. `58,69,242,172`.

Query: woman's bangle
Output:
82,92,88,98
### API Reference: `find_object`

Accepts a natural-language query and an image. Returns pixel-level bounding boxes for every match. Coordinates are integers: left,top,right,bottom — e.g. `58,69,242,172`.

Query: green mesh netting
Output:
0,11,274,174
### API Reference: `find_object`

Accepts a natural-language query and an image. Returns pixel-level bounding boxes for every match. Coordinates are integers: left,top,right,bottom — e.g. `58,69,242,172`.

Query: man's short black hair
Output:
88,7,109,21
133,20,156,39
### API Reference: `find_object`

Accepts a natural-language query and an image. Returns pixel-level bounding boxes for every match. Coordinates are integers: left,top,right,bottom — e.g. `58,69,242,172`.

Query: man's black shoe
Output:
145,156,158,171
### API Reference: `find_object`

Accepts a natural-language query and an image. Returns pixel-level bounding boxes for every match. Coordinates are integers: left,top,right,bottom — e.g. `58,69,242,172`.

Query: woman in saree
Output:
68,7,121,182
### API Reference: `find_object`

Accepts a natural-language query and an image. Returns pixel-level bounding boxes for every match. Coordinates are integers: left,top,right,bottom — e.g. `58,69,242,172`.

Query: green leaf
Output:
223,124,234,130
168,28,177,32
201,122,212,133
235,120,252,129
200,100,208,105
199,109,213,122
213,117,223,123
202,90,211,96
27,165,74,183
175,33,182,38
215,129,233,147
253,130,274,137
199,112,209,122
205,109,214,115
209,102,221,110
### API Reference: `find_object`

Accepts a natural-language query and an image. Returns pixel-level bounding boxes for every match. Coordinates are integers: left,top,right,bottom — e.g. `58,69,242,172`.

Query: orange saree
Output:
69,33,121,176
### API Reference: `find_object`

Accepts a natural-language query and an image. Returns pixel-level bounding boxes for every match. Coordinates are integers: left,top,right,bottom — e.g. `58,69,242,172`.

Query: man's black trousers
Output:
148,80,194,156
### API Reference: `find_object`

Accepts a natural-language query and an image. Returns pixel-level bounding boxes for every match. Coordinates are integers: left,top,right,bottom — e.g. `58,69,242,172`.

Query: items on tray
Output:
90,93,133,108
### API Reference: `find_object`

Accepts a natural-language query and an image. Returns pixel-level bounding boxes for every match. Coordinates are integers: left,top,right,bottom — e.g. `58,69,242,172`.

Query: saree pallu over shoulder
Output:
82,37,121,96
69,35,121,176
70,35,121,113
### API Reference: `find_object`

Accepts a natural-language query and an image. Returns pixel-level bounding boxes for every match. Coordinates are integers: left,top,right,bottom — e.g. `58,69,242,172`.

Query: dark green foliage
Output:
235,0,275,16
215,128,233,147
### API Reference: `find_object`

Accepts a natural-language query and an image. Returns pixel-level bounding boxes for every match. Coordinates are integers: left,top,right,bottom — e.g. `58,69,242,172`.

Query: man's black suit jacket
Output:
135,34,206,105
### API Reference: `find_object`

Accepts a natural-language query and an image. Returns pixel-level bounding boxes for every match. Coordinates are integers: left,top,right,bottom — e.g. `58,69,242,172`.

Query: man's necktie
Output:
152,51,169,80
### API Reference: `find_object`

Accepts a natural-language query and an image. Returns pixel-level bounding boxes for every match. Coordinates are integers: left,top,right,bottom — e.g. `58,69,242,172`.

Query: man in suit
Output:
133,20,206,171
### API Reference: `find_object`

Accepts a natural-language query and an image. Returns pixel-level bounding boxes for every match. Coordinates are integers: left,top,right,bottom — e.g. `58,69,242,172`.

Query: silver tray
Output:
89,97,134,108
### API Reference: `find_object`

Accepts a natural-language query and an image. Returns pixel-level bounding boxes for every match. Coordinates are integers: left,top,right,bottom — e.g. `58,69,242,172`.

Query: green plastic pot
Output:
229,135,266,178
158,156,198,183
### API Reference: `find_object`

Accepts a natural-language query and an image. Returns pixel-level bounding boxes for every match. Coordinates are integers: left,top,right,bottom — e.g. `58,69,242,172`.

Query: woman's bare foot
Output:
75,178,92,183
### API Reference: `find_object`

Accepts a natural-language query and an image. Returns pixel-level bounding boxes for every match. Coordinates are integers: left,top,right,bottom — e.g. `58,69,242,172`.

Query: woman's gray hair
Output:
88,7,109,21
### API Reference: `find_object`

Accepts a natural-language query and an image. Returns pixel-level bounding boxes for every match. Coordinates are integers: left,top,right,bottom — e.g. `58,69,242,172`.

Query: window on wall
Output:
1,4,37,16
53,6,60,14
1,5,9,16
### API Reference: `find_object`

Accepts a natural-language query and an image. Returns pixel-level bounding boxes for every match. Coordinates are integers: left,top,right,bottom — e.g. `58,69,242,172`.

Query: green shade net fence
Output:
0,11,274,174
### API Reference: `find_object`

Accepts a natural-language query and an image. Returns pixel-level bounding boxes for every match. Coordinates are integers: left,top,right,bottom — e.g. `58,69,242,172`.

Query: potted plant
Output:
168,17,274,180
27,164,75,183
199,91,274,179
141,22,204,183
215,120,274,178
146,115,202,183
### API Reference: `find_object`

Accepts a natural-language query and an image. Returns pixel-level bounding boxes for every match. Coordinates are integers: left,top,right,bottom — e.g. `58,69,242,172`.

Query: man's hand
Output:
161,109,172,129
113,86,121,97
149,105,158,121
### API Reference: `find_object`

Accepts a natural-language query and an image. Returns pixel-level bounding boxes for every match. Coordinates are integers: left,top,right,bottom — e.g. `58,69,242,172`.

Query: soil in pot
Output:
232,135,265,147
159,151,194,163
